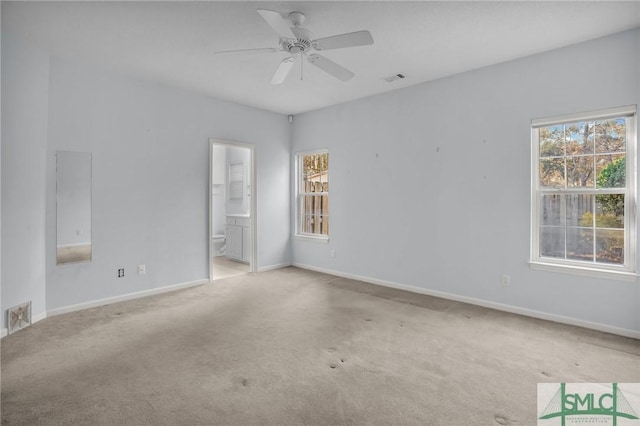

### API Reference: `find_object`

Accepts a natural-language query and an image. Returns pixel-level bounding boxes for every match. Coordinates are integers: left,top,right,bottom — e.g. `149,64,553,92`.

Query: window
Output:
296,150,329,239
229,161,244,200
531,105,637,277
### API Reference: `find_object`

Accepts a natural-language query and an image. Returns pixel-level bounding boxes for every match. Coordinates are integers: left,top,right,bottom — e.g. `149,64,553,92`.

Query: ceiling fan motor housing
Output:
282,27,314,54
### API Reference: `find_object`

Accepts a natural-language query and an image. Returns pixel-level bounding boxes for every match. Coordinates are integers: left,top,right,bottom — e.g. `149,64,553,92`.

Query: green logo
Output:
539,383,639,425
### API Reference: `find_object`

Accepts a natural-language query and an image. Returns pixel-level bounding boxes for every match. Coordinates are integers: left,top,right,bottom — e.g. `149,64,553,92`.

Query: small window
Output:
229,161,244,200
531,106,637,277
296,150,329,239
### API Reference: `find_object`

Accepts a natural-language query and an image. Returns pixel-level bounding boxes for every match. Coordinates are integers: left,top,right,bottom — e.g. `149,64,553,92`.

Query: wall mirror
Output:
56,151,92,265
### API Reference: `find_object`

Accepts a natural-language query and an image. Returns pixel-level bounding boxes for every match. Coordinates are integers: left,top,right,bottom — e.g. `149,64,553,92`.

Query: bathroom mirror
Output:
56,151,92,265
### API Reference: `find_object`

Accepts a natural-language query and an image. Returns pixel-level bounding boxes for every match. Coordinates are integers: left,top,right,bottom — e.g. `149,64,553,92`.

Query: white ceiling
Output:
4,1,640,115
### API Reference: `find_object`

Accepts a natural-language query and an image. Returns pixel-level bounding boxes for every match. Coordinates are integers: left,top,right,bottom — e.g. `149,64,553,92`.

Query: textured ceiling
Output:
3,1,640,115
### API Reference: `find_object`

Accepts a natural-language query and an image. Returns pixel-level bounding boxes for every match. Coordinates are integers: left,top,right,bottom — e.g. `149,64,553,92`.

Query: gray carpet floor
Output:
2,267,639,425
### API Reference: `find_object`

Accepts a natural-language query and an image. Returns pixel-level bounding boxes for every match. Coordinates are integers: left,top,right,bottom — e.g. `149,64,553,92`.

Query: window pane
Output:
300,194,328,235
540,227,565,259
303,153,328,187
566,194,593,228
300,195,312,233
567,156,594,188
595,118,625,154
566,228,593,262
595,194,624,228
565,122,594,155
321,215,329,235
595,229,624,264
298,151,328,237
302,214,328,234
539,125,564,157
539,158,565,187
229,163,244,200
301,215,312,234
595,154,625,188
321,156,328,184
298,152,328,236
541,195,563,226
301,195,320,215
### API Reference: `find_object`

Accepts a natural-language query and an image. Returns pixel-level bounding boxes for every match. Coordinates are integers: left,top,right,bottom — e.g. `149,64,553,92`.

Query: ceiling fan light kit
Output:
217,9,374,85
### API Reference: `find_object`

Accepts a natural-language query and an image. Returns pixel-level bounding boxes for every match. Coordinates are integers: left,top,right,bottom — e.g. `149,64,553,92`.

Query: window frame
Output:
530,105,638,280
295,149,329,242
228,161,244,201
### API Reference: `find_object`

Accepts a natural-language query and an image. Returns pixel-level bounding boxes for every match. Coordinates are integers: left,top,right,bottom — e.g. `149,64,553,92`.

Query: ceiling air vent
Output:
384,73,406,83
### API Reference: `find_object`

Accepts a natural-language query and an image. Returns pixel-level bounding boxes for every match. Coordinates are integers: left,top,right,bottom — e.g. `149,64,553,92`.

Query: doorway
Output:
209,139,256,281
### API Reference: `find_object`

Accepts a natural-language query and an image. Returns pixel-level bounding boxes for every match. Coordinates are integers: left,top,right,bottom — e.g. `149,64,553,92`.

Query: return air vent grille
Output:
8,301,31,335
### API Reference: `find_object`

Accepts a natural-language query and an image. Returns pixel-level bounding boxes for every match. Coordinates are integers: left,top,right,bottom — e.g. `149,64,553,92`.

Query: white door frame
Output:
209,138,257,281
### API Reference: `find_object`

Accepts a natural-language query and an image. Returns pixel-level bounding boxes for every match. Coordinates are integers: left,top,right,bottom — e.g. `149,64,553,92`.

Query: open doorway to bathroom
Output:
209,139,256,281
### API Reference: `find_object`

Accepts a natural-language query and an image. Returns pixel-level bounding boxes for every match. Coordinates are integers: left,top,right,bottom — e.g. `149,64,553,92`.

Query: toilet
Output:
212,234,226,256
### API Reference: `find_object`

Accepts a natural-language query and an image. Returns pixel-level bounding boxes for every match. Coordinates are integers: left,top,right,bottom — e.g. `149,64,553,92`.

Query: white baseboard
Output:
47,278,210,317
33,311,47,323
57,242,91,248
293,263,640,340
257,262,291,273
3,269,285,337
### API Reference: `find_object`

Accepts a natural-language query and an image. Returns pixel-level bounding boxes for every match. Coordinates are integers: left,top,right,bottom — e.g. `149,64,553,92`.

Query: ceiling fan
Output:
216,9,374,84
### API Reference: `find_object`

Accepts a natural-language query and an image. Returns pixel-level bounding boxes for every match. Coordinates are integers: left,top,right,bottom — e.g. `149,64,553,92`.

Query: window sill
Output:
529,260,638,282
295,234,329,244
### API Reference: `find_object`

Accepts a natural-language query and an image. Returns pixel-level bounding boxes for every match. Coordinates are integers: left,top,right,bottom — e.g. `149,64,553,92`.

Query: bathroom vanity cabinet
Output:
225,215,250,263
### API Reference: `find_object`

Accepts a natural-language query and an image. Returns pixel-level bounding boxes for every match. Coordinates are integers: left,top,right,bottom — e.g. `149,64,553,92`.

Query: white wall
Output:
40,57,290,312
292,29,640,336
1,35,49,328
0,34,290,324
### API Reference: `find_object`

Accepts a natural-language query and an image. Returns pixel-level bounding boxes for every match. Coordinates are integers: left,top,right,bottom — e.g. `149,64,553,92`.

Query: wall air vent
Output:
8,301,31,335
383,73,406,83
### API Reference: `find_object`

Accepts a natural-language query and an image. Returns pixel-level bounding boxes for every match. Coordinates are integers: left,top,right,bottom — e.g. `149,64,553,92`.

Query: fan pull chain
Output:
300,53,304,81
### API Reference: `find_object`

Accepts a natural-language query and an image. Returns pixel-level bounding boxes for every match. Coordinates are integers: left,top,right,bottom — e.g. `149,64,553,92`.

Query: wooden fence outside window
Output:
301,180,329,235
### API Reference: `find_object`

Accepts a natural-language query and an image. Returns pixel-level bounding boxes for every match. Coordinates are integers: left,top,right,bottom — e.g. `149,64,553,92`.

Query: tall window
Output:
296,150,329,239
229,161,244,200
531,106,637,277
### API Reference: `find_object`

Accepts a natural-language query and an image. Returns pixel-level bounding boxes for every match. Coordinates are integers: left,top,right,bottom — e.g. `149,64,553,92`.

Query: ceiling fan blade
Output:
271,56,296,85
213,47,280,55
313,30,374,51
257,9,296,40
307,54,354,82
215,47,280,55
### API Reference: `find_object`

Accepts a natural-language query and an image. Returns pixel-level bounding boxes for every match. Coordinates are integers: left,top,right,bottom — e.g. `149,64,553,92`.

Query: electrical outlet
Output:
138,264,146,275
118,268,125,278
330,249,336,258
501,274,511,287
